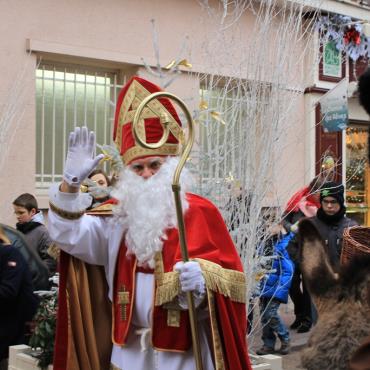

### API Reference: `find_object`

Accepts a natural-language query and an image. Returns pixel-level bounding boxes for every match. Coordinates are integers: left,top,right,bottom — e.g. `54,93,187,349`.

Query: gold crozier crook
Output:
132,92,203,370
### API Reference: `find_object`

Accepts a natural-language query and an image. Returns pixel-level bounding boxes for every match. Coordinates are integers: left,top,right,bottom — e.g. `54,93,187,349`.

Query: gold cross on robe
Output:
117,285,130,321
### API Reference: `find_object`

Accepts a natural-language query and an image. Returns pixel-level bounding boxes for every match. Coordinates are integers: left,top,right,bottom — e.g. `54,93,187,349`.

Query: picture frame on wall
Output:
319,41,346,82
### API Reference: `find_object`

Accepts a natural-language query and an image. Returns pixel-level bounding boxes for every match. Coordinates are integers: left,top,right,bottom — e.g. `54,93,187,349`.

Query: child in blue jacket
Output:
256,230,294,356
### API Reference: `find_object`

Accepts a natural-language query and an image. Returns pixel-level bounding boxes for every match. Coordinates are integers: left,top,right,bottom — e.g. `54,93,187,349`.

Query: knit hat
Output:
320,181,345,207
113,76,182,165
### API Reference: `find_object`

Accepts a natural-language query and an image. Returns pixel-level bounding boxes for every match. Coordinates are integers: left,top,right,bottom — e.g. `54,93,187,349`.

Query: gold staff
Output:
133,92,203,370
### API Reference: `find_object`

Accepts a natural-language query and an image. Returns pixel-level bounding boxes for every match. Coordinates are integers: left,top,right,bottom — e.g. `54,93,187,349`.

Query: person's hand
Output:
83,178,111,201
290,221,299,233
63,127,104,187
174,261,205,294
174,261,206,309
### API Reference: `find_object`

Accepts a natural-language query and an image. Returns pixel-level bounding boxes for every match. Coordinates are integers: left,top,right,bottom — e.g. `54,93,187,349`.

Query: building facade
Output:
0,0,369,225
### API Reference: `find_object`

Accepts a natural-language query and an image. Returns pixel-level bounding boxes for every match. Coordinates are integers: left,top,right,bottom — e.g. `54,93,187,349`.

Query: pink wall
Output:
0,0,308,224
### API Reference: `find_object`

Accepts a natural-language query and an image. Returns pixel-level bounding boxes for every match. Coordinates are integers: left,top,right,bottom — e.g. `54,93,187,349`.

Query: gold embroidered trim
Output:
196,258,246,303
154,253,180,306
154,253,182,326
208,290,226,370
119,79,182,139
122,144,179,165
154,255,246,306
49,201,85,220
115,79,182,164
167,309,181,327
155,270,179,306
86,203,114,216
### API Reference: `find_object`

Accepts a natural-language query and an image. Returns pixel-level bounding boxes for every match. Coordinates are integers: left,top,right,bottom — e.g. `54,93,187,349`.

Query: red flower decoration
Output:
343,28,361,45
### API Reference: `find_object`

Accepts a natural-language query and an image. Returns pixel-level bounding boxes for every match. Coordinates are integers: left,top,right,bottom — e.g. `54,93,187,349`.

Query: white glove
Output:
82,178,112,201
63,127,104,187
174,261,205,309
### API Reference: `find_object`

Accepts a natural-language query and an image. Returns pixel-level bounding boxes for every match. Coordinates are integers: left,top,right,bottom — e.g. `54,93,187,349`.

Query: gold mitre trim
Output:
122,143,179,165
115,79,182,164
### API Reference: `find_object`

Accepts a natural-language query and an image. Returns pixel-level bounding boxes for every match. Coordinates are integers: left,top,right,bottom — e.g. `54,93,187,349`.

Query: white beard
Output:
111,157,193,268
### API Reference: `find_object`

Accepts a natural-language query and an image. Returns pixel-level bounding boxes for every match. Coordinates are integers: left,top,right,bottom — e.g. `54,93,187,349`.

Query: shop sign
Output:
319,78,348,132
323,41,342,78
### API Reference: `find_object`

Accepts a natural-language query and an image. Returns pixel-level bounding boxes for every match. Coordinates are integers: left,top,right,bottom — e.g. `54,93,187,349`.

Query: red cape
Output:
54,194,251,370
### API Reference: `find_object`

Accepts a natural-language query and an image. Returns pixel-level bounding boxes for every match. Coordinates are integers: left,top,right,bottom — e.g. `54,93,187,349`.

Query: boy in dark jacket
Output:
256,230,294,356
311,181,357,268
13,193,56,276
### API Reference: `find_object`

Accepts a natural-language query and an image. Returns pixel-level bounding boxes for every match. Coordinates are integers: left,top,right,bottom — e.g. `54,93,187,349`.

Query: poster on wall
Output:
318,78,348,132
323,41,342,78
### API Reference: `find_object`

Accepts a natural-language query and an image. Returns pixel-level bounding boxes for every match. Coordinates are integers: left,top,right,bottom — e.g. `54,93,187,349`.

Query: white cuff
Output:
49,183,92,212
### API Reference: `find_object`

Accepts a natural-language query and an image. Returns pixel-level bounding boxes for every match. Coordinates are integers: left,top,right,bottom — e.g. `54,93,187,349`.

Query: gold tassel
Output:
196,258,246,303
155,271,180,306
154,253,246,305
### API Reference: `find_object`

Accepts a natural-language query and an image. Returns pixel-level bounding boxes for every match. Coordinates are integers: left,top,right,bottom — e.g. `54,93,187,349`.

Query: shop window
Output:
197,82,270,202
346,124,370,225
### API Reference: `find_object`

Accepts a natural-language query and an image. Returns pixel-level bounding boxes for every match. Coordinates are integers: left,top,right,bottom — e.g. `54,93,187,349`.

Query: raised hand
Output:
63,127,104,187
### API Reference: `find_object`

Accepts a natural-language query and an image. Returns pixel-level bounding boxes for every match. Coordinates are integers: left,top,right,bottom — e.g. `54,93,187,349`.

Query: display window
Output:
345,124,370,226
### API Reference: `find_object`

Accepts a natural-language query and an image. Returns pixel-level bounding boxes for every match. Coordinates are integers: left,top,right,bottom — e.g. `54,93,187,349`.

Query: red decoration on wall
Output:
343,28,361,46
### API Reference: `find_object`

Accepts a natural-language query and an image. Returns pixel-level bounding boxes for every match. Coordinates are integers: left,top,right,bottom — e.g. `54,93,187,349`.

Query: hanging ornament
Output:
199,99,208,110
210,111,226,125
316,14,370,61
343,28,361,45
322,155,335,170
177,59,192,68
164,59,192,70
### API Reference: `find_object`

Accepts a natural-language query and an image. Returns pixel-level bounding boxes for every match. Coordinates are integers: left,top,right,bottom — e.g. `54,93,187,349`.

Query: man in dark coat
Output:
310,181,357,269
286,181,357,332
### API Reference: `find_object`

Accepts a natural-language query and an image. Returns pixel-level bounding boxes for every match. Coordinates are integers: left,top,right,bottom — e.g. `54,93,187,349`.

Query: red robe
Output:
54,194,251,370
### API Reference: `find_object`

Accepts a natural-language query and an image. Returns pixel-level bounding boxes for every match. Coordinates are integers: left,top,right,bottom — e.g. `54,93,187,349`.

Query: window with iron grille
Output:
198,83,270,179
196,80,272,206
195,85,248,203
35,64,124,189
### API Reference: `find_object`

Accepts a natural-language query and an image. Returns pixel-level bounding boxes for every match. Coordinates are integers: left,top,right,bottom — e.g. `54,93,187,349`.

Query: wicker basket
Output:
341,226,370,265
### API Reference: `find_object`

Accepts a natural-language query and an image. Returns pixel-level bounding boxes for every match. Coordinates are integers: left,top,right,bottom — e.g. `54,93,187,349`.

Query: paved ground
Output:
248,300,311,370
